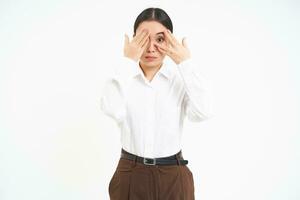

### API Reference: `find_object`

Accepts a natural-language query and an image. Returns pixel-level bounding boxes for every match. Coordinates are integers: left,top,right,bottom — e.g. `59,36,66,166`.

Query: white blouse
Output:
99,56,214,158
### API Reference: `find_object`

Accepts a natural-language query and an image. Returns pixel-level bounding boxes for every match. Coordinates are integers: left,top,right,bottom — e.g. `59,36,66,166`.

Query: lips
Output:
145,56,157,59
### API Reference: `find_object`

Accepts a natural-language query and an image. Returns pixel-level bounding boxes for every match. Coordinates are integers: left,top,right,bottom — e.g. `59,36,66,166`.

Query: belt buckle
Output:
143,157,156,165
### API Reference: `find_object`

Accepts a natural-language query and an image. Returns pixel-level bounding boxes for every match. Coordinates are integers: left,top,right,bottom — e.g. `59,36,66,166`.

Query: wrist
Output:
176,56,191,65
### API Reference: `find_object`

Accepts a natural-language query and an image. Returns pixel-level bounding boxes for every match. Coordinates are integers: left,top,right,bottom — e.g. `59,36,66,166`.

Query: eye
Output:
156,37,165,43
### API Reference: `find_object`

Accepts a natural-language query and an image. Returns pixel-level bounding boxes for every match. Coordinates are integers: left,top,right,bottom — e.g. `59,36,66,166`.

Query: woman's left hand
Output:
155,29,191,64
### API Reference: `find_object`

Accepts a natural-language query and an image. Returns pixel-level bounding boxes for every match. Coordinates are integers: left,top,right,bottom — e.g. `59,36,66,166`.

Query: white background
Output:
0,0,299,200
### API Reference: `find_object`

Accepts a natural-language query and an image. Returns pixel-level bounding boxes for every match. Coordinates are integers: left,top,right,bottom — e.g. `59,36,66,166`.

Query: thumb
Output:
124,33,129,45
182,37,188,48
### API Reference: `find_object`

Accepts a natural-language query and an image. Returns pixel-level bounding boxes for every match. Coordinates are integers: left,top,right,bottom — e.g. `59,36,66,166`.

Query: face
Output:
134,20,169,69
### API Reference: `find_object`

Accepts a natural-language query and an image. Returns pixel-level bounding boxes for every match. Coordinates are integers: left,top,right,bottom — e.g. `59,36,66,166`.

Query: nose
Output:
146,38,157,53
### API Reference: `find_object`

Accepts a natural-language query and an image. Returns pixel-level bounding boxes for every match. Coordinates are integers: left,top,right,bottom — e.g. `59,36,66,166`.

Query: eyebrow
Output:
156,32,164,36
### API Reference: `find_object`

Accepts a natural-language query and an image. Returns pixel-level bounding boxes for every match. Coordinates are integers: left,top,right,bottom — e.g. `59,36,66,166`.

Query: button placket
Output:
144,86,157,157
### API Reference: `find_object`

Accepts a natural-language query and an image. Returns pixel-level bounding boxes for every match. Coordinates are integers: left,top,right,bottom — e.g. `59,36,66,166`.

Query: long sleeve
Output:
176,58,214,122
99,78,126,124
98,56,139,124
114,56,139,83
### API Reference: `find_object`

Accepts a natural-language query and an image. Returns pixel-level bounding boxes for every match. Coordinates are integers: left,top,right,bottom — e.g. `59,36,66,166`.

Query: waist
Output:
122,148,184,159
120,148,188,166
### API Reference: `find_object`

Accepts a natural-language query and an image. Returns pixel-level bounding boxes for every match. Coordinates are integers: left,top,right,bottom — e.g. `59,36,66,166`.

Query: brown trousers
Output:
108,152,195,200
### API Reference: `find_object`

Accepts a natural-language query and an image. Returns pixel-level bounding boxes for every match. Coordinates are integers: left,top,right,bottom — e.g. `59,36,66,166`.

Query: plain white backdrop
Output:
0,0,299,200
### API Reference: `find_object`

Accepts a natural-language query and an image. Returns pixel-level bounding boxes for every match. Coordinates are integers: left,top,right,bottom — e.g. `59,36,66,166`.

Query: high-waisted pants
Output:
108,150,195,200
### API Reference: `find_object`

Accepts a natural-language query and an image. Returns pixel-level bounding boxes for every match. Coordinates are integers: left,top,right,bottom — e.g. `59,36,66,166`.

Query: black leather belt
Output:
120,148,188,166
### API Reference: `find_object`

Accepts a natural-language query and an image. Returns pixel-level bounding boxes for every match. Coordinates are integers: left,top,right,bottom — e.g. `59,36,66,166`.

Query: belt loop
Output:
132,154,137,167
134,155,137,164
120,148,123,158
176,154,181,166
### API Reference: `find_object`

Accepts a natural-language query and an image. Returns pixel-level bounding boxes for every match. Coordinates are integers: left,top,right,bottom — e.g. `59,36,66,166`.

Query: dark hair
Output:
133,7,173,36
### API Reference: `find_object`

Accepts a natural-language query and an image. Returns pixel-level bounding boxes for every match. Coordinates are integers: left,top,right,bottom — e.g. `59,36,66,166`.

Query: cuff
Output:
177,58,196,75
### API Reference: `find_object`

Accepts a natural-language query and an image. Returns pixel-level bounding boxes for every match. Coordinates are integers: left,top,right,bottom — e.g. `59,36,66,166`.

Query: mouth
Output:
145,56,157,61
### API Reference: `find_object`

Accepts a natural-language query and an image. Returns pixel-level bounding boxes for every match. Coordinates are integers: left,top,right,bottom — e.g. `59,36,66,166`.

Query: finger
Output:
141,37,149,50
156,45,166,54
136,30,148,44
138,31,150,46
132,30,144,43
182,37,188,48
131,30,143,43
167,29,180,45
156,45,164,54
157,45,172,58
124,34,129,46
163,29,174,46
133,29,148,44
155,43,170,55
155,43,167,52
164,29,178,46
156,42,174,55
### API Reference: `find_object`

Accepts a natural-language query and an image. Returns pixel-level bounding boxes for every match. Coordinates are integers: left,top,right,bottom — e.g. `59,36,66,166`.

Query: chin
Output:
148,62,162,68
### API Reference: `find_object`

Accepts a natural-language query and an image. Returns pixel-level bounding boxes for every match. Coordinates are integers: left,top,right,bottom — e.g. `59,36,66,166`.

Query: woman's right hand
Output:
124,29,150,62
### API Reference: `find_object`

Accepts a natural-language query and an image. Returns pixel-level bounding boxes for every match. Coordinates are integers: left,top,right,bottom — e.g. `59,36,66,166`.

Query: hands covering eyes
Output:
124,29,191,64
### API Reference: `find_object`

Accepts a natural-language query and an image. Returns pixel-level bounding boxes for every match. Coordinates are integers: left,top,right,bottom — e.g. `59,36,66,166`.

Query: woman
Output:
100,7,213,200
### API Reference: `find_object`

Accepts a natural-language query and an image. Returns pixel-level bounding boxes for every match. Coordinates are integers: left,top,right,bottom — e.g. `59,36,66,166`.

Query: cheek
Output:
159,41,168,51
156,43,167,55
157,51,166,59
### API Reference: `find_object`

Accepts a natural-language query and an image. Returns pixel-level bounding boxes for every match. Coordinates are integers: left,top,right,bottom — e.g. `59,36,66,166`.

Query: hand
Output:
124,29,150,62
155,29,191,64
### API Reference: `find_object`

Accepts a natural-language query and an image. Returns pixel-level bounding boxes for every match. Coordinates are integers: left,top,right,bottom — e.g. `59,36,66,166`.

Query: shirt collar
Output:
131,61,173,80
